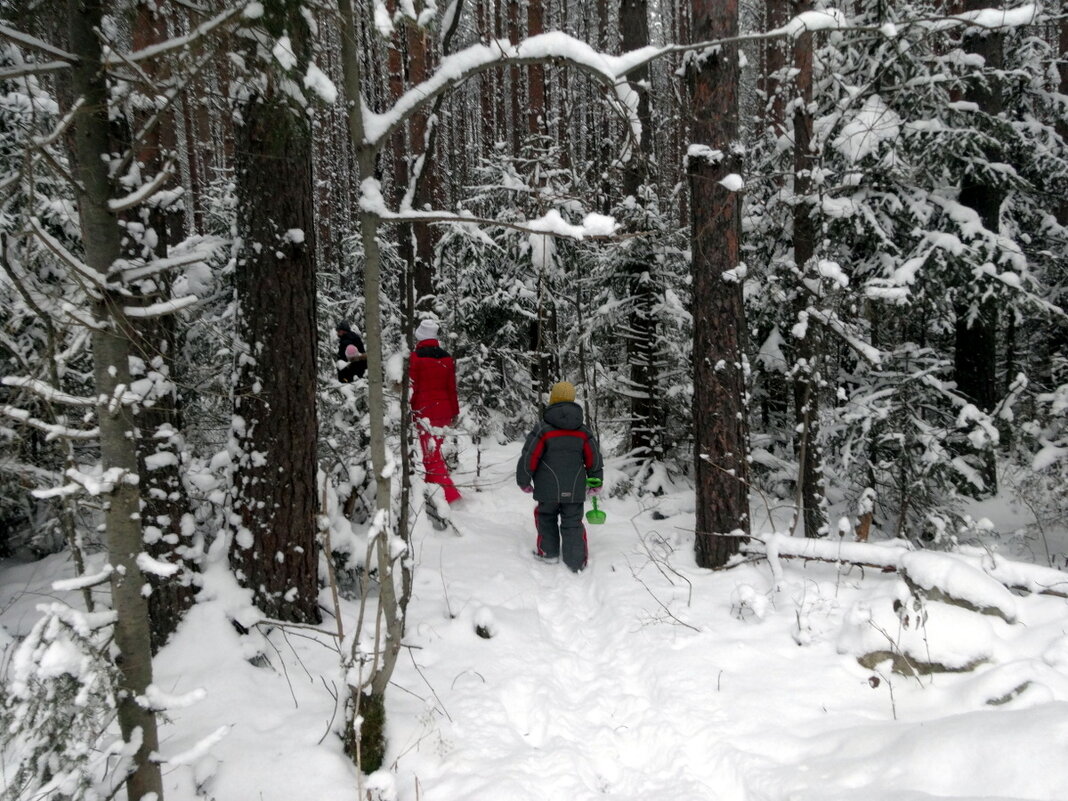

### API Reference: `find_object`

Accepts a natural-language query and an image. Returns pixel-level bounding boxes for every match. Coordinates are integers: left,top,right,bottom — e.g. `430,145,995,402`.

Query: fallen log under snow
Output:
739,533,1068,603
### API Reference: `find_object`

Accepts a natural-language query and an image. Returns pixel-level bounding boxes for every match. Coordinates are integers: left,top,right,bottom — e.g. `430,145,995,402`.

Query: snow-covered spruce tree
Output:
1,604,118,801
436,218,537,443
0,37,93,567
228,0,324,624
600,184,692,494
437,139,582,428
744,3,1068,542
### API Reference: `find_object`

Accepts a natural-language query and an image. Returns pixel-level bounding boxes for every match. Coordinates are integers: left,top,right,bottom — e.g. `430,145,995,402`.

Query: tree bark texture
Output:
1051,4,1068,390
954,0,1003,493
620,0,664,464
230,0,320,624
65,1,164,797
687,0,750,568
129,0,198,652
790,0,826,538
527,0,547,137
761,0,789,134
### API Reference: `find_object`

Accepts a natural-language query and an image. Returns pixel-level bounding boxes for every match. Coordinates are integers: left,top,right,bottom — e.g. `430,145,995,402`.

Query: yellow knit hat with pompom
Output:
548,381,576,405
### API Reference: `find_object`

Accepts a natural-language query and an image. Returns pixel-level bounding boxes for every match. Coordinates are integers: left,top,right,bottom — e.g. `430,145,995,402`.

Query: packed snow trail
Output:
5,438,1068,801
394,463,749,800
386,441,1068,801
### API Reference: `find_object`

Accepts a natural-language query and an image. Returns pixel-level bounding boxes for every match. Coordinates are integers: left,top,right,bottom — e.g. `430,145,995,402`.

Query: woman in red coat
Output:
410,319,461,505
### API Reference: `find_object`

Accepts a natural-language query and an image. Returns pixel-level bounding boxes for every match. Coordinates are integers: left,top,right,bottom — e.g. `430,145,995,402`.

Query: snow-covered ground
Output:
2,437,1068,801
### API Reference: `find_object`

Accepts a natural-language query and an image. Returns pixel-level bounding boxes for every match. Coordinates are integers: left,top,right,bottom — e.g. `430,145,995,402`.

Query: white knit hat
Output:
414,319,439,341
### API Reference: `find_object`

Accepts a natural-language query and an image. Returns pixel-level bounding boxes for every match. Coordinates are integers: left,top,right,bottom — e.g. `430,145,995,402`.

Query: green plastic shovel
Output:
585,478,606,525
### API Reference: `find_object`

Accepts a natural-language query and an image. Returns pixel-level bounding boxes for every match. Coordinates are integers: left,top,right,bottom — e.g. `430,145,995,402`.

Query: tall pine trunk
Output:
230,0,321,624
688,0,750,568
621,0,664,469
128,0,198,651
790,1,827,537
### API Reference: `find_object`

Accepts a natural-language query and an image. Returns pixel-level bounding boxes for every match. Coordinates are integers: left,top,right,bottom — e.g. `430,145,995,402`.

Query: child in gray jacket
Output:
516,381,604,572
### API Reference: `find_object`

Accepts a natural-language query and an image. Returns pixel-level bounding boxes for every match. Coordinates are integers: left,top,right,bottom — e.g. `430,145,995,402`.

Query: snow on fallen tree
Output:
741,532,1068,601
900,551,1018,624
838,592,998,676
739,533,1068,676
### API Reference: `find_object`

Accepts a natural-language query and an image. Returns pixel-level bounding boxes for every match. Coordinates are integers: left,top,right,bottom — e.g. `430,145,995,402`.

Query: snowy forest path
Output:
395,443,756,800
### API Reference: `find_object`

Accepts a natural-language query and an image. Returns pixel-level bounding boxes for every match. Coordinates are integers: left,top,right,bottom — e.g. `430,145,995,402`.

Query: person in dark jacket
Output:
410,319,461,505
516,381,604,572
336,320,367,382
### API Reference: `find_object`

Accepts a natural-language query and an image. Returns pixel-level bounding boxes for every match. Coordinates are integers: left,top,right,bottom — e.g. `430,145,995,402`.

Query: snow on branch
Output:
2,376,98,408
741,532,1068,601
934,3,1040,32
59,465,134,497
136,552,180,578
622,5,1044,80
118,236,226,282
113,4,247,65
0,405,99,441
362,33,645,152
771,9,849,38
803,307,883,366
162,726,230,767
52,565,114,592
107,164,175,213
359,178,620,239
31,98,84,150
139,685,208,713
123,295,199,318
0,60,72,81
0,23,77,62
28,217,107,292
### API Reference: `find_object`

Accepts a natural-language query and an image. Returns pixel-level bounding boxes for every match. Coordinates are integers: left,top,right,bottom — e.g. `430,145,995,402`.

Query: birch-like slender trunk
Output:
790,0,827,538
337,0,404,771
65,1,163,797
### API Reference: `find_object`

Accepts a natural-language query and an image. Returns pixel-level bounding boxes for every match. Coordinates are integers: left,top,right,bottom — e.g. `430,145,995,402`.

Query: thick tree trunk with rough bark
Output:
128,0,198,652
65,2,164,797
687,0,750,568
230,0,320,624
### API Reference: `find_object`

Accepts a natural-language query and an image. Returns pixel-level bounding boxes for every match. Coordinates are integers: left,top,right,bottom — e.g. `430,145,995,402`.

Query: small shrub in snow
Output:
364,769,398,801
730,584,770,622
474,606,497,639
1,604,119,801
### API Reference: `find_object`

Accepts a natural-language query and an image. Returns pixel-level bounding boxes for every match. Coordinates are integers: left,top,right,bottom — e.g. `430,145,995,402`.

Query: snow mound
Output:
901,551,1017,623
838,592,997,675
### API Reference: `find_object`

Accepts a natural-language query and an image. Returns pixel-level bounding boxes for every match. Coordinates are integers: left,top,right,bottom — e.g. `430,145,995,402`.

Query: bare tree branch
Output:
0,23,77,62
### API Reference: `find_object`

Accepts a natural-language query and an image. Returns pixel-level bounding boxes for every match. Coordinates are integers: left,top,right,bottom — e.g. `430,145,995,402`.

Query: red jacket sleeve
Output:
447,358,459,419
